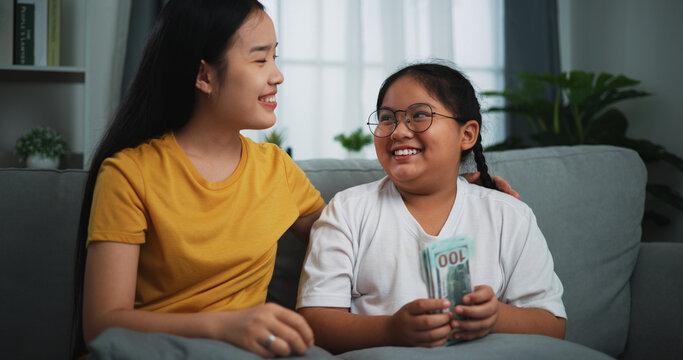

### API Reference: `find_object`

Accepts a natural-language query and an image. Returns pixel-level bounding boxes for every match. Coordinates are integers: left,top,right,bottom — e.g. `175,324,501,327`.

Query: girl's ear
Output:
195,60,214,96
460,120,480,151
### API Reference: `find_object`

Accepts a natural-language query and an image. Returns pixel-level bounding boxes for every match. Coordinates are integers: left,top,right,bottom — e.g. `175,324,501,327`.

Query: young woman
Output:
297,63,566,354
75,1,320,358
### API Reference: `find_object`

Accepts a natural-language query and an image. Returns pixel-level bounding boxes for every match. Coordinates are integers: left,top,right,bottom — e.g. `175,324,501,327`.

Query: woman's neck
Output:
175,112,243,183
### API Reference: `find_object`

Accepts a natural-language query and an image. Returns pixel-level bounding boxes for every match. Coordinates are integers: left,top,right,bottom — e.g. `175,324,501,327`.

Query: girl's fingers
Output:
463,285,494,304
411,323,452,343
266,321,307,356
452,316,496,333
406,299,451,316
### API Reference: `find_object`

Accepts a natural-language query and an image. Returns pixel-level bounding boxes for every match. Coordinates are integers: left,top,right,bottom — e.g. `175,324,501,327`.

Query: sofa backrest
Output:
0,168,87,359
268,145,647,358
0,145,647,359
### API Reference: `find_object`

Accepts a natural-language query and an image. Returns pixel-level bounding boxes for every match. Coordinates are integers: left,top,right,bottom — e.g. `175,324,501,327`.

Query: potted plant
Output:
263,128,292,157
15,125,69,169
482,70,682,226
334,127,373,157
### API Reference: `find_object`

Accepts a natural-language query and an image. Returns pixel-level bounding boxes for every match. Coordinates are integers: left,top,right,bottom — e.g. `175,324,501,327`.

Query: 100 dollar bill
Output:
419,236,475,345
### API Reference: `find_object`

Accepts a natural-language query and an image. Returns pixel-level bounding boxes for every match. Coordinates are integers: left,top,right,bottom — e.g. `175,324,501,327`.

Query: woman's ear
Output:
195,60,214,96
460,120,480,151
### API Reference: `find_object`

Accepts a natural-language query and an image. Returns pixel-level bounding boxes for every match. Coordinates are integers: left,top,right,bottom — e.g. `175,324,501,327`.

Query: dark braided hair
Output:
376,62,497,190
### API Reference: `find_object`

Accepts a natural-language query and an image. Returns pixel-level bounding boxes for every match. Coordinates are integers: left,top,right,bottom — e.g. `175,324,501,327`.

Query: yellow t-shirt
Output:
87,133,324,313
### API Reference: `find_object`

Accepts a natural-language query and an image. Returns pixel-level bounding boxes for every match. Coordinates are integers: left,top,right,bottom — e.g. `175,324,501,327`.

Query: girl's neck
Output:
175,109,243,183
397,182,458,237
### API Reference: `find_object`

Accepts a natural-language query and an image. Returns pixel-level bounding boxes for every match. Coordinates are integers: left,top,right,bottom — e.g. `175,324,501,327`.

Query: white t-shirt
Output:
297,176,566,319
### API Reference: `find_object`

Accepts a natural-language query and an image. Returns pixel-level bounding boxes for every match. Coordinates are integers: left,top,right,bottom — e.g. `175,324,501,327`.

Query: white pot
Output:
26,154,60,169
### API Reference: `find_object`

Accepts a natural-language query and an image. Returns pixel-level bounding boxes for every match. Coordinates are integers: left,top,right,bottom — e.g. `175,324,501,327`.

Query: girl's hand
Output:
388,299,454,347
450,285,499,341
217,303,314,358
462,172,520,199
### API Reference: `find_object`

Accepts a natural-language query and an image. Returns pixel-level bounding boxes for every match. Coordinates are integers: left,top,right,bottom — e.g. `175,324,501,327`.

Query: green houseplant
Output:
263,128,292,157
482,70,682,226
334,127,373,154
15,125,69,169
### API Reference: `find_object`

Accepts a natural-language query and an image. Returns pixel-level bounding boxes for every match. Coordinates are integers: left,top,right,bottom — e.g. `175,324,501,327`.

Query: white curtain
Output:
243,0,505,160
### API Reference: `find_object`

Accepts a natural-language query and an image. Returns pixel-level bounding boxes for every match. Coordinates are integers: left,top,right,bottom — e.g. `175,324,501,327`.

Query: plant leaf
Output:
647,184,683,211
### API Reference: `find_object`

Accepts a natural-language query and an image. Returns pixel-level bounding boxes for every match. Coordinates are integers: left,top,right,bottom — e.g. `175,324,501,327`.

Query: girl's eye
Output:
379,115,395,123
413,112,430,119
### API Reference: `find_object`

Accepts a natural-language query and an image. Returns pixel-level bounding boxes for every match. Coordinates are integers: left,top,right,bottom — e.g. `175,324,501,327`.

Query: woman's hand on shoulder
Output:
450,285,499,341
214,303,314,358
462,172,520,199
389,298,453,348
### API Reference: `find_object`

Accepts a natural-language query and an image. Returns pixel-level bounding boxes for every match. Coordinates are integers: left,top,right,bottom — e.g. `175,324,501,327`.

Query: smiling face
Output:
374,75,478,195
198,10,283,132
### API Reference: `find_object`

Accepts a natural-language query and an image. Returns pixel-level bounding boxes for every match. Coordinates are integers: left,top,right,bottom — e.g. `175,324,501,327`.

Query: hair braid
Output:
473,135,497,190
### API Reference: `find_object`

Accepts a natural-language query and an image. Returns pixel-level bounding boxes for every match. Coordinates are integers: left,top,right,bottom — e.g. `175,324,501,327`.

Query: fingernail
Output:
452,321,460,328
308,340,314,348
442,300,451,307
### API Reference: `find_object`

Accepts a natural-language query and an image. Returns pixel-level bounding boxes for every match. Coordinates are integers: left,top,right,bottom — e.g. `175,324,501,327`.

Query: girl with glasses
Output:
297,63,566,353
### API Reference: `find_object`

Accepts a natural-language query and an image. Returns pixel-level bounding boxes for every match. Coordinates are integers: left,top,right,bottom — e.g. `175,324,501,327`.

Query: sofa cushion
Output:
0,168,88,359
89,327,337,359
338,334,612,360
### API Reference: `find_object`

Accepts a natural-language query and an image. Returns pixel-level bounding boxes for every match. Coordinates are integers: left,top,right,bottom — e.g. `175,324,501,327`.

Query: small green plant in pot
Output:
482,70,683,226
334,127,373,156
15,125,69,169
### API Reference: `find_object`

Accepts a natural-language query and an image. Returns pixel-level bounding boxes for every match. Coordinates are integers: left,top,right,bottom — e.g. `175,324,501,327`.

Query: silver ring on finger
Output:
264,334,277,349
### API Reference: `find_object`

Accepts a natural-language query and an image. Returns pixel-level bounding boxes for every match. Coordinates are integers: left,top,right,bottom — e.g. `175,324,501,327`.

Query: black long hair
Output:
71,0,265,357
375,62,497,190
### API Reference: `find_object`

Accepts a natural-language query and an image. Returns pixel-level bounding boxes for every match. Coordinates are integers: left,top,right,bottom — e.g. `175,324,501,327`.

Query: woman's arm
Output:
83,242,314,357
299,299,453,354
289,207,324,243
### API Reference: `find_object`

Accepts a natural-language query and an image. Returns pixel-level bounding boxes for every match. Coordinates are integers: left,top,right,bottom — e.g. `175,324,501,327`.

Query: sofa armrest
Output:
620,242,683,360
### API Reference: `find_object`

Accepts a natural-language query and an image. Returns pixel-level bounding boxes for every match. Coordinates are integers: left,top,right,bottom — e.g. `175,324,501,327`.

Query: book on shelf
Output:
12,0,60,66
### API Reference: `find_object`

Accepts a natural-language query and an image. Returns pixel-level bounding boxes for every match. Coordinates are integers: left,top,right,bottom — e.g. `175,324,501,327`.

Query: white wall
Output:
558,0,683,242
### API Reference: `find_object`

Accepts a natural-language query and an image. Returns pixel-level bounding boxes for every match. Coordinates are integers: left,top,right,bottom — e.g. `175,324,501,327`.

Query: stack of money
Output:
419,236,475,345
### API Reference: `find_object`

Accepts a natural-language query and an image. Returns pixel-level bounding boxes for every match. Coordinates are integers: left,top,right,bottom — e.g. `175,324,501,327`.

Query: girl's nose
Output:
390,115,413,140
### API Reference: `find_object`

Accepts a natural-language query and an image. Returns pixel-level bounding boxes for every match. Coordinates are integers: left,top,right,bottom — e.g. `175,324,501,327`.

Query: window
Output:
243,0,505,159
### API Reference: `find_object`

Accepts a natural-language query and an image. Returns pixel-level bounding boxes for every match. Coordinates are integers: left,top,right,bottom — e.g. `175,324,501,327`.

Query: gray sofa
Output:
1,145,682,359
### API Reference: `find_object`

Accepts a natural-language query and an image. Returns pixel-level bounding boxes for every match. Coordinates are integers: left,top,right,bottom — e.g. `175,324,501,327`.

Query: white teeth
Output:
394,149,419,156
259,96,276,102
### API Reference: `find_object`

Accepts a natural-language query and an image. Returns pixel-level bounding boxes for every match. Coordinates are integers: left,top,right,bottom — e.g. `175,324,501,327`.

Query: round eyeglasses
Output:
366,103,460,138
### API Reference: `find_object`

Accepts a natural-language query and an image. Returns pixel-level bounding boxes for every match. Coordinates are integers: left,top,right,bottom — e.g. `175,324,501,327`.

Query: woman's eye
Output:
413,112,430,119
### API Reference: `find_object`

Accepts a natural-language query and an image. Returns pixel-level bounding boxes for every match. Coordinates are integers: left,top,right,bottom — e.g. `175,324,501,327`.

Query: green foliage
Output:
263,128,285,147
15,125,69,162
334,128,373,152
482,70,682,226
